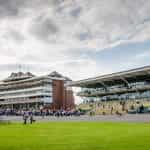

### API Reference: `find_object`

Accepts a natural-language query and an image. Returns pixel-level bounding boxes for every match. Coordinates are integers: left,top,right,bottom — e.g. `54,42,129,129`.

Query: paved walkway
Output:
1,114,150,123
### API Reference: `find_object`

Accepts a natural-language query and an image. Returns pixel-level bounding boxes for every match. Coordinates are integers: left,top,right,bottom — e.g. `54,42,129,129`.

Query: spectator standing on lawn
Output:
23,111,29,125
29,112,34,124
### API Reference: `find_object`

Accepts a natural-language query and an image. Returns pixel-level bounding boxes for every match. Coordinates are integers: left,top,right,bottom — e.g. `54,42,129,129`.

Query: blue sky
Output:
0,0,150,81
94,41,150,72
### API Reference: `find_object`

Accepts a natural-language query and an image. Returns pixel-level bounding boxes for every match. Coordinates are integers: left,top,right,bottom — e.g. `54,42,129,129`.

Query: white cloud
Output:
0,0,149,81
134,51,150,60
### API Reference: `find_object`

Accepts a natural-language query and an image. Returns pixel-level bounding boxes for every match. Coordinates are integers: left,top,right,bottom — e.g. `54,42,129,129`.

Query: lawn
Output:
0,122,150,150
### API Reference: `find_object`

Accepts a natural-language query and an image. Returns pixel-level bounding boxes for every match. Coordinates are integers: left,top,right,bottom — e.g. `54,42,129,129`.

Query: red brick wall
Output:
64,87,75,110
51,80,74,110
51,80,64,110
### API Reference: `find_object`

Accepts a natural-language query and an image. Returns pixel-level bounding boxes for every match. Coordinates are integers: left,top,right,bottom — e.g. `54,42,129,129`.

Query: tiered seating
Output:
78,99,150,115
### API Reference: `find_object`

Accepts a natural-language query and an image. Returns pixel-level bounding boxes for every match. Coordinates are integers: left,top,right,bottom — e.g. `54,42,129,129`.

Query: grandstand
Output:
70,66,150,114
0,71,74,110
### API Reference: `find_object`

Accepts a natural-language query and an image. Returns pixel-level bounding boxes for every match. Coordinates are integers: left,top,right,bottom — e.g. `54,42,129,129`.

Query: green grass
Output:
0,122,150,150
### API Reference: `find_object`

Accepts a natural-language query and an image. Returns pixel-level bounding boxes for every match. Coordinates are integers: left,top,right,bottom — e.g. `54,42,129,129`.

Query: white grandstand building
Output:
70,66,150,102
0,71,74,110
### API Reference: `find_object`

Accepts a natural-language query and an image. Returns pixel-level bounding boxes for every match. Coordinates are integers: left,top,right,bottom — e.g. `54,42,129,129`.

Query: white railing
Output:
0,97,52,105
0,86,52,95
78,84,150,96
0,92,52,99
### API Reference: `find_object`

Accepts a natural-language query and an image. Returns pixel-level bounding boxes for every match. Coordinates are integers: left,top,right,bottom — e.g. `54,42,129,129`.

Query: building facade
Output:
70,66,150,102
0,71,74,110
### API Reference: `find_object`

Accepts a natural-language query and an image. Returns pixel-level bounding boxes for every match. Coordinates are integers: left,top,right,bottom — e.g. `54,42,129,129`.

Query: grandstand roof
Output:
3,72,35,82
69,66,150,88
1,71,72,85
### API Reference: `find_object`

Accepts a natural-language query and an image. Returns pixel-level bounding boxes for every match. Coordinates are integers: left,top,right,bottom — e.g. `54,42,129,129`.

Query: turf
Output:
0,122,150,150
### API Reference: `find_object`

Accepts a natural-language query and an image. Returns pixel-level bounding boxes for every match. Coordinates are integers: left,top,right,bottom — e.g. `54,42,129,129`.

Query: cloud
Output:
30,17,59,42
1,0,150,48
4,29,25,43
0,0,149,81
134,51,150,60
0,0,23,17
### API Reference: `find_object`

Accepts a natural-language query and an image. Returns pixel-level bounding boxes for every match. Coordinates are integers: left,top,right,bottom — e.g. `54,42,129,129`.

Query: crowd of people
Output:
0,108,85,124
79,100,150,115
0,108,83,116
23,111,35,124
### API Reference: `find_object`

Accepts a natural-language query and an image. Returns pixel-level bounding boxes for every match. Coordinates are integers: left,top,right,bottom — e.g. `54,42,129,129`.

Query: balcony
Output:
0,97,52,105
0,86,52,95
0,92,52,100
77,83,150,97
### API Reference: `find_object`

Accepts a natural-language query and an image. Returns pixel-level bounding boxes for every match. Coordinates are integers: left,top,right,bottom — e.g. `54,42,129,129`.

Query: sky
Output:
0,0,150,81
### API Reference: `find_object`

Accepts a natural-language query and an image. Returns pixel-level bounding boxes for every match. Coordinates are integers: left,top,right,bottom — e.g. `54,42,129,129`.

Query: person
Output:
29,112,34,124
111,106,113,115
23,111,29,124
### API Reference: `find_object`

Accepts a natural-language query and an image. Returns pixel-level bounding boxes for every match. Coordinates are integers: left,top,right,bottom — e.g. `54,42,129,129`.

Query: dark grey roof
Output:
48,71,72,81
3,72,35,82
48,71,63,78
